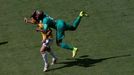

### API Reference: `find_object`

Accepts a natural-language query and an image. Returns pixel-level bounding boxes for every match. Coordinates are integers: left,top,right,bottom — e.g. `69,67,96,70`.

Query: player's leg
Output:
56,32,73,51
47,47,57,65
56,20,78,57
40,44,49,72
66,11,88,31
55,23,73,51
46,38,58,65
56,35,78,58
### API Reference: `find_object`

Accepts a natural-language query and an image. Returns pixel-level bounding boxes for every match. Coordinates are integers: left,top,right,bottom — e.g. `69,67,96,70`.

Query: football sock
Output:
49,49,57,59
72,16,81,30
41,52,48,67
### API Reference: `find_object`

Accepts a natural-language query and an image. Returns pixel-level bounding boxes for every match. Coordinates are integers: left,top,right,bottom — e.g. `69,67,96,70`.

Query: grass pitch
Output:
0,0,134,75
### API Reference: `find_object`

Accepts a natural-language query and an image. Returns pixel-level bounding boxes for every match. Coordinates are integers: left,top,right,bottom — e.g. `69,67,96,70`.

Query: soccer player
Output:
24,10,88,58
25,19,57,72
37,23,57,72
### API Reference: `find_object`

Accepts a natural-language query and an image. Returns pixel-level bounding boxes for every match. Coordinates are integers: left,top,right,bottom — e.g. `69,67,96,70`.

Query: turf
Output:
0,0,134,75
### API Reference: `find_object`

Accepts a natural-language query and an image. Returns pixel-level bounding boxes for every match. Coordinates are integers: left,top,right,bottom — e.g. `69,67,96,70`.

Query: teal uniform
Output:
42,15,81,51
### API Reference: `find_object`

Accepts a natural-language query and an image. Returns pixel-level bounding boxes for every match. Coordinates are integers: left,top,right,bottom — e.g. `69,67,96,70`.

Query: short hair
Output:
30,10,46,23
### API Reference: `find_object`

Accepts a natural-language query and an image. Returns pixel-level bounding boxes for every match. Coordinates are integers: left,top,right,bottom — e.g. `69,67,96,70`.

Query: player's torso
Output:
43,17,56,29
38,23,53,40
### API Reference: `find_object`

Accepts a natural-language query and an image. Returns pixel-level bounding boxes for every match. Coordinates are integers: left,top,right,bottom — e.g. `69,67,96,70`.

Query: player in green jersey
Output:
24,10,88,58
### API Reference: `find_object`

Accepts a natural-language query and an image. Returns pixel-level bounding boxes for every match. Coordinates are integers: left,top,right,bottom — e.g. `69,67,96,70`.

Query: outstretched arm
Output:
24,17,38,24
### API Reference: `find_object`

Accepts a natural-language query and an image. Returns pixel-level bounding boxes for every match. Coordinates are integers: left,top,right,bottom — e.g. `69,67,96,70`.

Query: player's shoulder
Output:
43,16,50,22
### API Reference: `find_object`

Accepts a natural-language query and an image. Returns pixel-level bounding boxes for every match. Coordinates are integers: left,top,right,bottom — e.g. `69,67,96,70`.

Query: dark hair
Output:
30,10,46,23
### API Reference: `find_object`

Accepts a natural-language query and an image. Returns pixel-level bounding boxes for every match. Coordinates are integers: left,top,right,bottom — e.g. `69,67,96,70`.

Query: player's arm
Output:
35,27,46,33
35,23,48,33
36,27,44,32
24,17,38,24
39,28,52,43
35,21,47,32
46,29,52,37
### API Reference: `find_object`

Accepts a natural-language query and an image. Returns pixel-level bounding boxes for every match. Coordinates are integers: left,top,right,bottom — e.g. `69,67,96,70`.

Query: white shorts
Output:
42,38,53,47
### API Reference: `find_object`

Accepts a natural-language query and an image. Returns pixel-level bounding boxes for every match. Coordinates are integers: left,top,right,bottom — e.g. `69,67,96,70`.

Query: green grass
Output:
0,0,134,75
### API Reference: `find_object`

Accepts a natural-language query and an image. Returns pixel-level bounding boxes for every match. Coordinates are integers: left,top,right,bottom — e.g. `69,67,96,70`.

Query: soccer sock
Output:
41,52,48,67
49,50,57,64
72,16,82,30
60,42,74,51
49,48,57,59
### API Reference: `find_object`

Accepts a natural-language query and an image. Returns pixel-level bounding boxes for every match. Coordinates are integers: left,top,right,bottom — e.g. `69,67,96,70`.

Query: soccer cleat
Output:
51,58,57,65
79,11,88,17
43,65,49,72
43,67,48,72
72,47,78,58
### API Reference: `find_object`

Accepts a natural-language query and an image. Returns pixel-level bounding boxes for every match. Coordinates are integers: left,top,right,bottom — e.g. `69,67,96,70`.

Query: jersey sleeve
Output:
43,24,48,31
42,18,49,32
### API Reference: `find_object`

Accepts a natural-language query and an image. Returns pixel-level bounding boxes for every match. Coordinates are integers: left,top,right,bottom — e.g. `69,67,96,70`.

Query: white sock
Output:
41,52,48,67
49,49,57,60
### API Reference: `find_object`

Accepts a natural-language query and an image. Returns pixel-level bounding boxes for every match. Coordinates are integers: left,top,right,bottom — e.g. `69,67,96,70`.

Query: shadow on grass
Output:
0,41,8,45
48,54,131,71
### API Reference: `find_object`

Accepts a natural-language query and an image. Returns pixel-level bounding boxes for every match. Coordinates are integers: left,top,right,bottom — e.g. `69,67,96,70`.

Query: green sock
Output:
72,16,81,28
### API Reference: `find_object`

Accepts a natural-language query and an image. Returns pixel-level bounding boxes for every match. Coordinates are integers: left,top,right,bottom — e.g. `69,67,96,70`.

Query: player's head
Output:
30,10,46,23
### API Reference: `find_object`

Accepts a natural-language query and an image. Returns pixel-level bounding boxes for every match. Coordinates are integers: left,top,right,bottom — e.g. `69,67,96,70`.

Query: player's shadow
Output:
48,54,131,71
0,41,8,45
